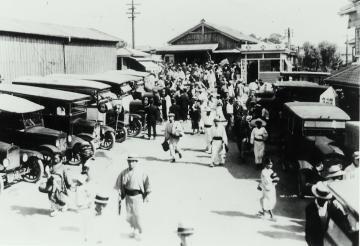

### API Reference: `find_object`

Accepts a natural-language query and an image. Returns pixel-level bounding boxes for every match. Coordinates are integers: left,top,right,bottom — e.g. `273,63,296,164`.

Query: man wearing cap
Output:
114,154,151,240
209,117,228,167
164,113,184,162
344,151,359,180
305,182,348,246
250,119,268,169
203,107,214,153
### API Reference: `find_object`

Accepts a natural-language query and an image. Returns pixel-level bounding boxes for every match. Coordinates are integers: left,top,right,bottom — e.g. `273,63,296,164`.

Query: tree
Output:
262,33,284,44
318,41,342,71
299,42,321,71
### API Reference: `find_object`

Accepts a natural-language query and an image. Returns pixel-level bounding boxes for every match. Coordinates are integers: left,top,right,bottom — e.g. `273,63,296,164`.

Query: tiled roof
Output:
0,18,120,42
324,65,360,88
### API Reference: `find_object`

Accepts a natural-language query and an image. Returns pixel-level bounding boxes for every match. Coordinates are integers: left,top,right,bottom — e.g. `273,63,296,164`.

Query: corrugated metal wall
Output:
0,34,116,83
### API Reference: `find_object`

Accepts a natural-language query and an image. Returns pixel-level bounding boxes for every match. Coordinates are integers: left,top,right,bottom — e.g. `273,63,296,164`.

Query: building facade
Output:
0,19,119,83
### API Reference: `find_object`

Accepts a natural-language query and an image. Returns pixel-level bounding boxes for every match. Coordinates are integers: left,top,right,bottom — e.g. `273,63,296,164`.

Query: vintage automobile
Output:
325,180,359,246
282,102,351,197
0,84,96,165
13,76,120,148
0,141,44,194
50,72,146,138
0,94,68,167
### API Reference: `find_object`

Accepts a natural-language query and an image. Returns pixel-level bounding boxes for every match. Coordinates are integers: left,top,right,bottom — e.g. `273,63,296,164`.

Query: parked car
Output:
0,141,44,194
282,102,351,197
0,84,96,165
12,76,119,148
0,94,68,167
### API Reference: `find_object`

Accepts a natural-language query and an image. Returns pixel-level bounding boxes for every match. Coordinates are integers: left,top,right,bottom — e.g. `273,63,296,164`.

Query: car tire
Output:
128,119,142,137
67,145,83,165
23,157,44,183
100,131,115,150
116,127,127,143
40,150,54,168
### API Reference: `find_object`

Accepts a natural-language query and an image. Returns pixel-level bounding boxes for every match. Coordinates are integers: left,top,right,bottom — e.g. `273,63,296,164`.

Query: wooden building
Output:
0,19,120,83
156,19,258,64
239,43,296,83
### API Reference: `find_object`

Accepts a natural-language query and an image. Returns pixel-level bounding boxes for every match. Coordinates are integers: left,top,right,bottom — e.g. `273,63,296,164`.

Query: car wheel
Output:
100,131,115,150
23,158,44,183
0,176,4,195
116,127,127,143
40,150,54,168
128,119,142,137
67,147,82,165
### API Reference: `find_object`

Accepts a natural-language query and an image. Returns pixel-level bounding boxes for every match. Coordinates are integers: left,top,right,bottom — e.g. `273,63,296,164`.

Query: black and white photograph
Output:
0,0,359,245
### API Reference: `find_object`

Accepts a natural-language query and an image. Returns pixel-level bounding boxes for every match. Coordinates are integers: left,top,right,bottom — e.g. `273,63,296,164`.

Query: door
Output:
247,60,258,83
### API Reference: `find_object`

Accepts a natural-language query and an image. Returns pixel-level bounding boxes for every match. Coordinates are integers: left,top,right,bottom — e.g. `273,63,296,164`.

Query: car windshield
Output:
71,101,87,115
22,111,43,128
99,90,118,100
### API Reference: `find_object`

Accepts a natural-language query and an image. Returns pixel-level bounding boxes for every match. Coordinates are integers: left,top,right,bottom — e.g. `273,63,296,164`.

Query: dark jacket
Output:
169,104,181,121
305,200,348,246
145,104,159,124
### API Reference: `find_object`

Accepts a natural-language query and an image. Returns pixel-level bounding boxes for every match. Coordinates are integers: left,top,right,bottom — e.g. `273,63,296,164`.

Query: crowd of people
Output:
35,60,358,245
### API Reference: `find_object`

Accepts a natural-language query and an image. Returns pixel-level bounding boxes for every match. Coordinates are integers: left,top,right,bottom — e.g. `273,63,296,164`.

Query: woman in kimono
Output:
250,119,268,169
209,117,228,167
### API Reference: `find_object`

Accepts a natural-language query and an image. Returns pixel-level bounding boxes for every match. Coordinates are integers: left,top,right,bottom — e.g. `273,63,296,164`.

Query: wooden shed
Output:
156,19,258,64
0,19,120,83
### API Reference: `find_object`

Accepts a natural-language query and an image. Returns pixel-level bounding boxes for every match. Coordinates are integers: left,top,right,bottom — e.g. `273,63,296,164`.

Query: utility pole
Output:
345,34,349,65
126,0,140,49
284,27,294,49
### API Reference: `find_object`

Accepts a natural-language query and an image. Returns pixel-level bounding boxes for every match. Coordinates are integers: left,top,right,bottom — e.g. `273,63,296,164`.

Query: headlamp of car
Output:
67,135,72,143
2,158,10,168
101,127,105,135
22,153,28,163
55,139,60,147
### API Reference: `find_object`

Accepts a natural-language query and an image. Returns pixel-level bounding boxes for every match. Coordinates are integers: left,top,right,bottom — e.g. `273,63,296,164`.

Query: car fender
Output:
129,113,142,120
38,144,61,155
76,133,95,143
69,135,91,149
101,125,115,136
20,149,43,160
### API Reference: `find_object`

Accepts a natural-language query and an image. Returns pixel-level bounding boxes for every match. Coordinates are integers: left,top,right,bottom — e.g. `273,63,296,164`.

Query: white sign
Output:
320,86,338,106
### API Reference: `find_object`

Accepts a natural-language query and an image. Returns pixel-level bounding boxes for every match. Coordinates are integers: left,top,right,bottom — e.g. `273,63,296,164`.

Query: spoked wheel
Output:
100,131,116,150
116,127,127,143
67,150,82,165
23,158,44,183
128,119,142,137
40,150,54,168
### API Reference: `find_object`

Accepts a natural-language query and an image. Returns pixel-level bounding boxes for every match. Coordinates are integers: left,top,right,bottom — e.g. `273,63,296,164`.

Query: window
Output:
264,53,280,58
246,54,263,59
260,59,280,72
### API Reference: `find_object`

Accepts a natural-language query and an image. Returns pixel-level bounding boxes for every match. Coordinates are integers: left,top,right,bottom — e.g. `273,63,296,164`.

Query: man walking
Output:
203,107,214,153
164,113,184,162
145,98,158,140
114,154,151,240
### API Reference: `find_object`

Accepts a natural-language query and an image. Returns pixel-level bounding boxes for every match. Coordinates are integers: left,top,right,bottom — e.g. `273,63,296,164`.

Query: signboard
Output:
240,59,247,83
320,86,338,106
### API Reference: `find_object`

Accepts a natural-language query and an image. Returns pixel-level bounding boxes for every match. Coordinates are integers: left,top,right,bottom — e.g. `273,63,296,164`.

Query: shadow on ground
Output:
257,230,304,241
211,210,259,219
11,205,49,216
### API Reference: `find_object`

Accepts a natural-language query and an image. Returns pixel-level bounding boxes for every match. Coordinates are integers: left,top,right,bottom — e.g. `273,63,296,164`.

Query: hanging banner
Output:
319,86,338,106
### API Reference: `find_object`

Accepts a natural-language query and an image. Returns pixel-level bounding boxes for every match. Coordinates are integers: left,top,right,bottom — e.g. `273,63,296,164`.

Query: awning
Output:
213,49,241,54
156,43,218,52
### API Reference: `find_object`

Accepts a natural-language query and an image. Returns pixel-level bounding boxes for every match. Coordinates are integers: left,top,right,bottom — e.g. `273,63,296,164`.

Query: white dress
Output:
260,168,277,210
250,127,268,165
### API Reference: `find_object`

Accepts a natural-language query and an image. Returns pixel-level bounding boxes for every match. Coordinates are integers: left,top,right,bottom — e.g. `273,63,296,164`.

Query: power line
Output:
126,0,140,49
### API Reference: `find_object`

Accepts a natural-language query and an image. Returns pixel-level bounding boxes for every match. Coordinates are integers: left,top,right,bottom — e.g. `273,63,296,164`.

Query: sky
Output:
0,0,353,49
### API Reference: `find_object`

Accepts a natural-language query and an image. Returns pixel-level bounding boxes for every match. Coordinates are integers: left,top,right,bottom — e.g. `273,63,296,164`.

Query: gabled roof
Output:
117,47,151,57
0,18,120,42
324,65,360,88
157,43,218,52
0,93,44,113
168,19,259,44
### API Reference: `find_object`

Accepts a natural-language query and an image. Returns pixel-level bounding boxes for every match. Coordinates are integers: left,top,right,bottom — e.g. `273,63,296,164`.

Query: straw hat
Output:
177,222,194,236
127,153,139,162
311,182,333,200
324,164,344,179
94,194,110,205
168,113,175,118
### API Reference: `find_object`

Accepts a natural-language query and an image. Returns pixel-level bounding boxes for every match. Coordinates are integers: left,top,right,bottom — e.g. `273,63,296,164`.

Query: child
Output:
258,158,279,220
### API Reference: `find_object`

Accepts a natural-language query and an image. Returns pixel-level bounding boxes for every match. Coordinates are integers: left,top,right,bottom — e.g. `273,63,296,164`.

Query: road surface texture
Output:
0,122,309,246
